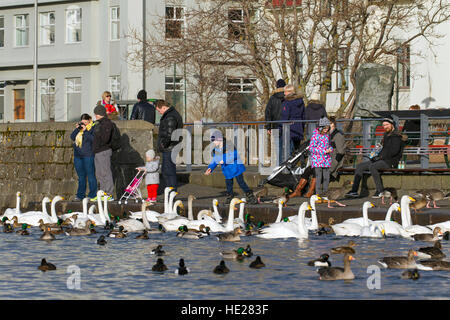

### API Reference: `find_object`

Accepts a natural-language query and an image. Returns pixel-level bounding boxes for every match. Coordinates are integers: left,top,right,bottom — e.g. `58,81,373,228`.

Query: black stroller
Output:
258,139,311,192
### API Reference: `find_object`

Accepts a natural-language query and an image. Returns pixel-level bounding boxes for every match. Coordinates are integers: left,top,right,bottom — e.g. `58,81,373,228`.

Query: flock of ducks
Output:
1,187,449,281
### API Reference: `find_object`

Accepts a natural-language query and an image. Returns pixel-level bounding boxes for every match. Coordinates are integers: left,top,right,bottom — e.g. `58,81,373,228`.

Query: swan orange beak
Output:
349,255,355,261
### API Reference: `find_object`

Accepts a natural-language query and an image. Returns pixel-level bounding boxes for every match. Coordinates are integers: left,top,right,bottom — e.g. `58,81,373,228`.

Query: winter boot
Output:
288,178,308,199
245,191,258,205
305,178,317,198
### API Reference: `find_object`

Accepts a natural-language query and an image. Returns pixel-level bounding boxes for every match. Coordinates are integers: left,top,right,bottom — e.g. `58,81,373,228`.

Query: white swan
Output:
16,197,52,226
400,195,433,236
256,202,311,239
129,187,174,222
371,203,412,238
2,192,21,219
159,200,188,231
156,191,179,221
427,220,450,232
332,201,375,237
287,195,322,231
61,197,90,220
233,198,247,229
187,199,224,231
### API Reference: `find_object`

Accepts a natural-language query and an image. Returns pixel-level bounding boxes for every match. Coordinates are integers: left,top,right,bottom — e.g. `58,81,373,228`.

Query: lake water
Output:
0,225,448,300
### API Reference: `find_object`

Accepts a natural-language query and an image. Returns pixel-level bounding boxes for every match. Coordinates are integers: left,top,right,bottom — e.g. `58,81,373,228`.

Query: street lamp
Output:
33,0,38,122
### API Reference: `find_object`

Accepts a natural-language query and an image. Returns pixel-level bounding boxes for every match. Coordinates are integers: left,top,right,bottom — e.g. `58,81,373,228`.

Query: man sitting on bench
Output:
345,118,406,199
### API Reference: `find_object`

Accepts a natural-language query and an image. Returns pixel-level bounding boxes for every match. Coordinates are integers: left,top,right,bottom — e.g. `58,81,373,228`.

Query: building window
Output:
227,77,256,121
336,48,349,90
0,16,4,48
109,75,121,100
165,6,184,39
165,73,185,116
66,77,81,121
0,81,4,120
40,12,55,45
14,89,25,120
110,7,120,41
397,45,410,89
40,78,56,121
66,8,82,43
319,49,331,91
228,9,246,41
15,14,29,47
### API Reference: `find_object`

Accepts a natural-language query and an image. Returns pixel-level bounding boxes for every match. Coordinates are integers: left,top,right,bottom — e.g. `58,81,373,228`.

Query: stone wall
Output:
0,120,154,210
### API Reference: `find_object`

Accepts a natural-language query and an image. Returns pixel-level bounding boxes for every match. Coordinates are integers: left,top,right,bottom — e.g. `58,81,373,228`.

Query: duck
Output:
322,180,352,208
107,225,127,238
176,225,207,239
175,259,189,275
152,258,168,272
417,241,445,260
16,223,30,235
253,186,268,203
135,230,149,239
213,260,230,274
317,217,335,235
249,256,265,269
147,224,167,234
416,189,448,208
380,187,398,205
97,235,107,245
444,231,450,240
216,227,243,242
37,258,56,272
220,247,248,261
308,254,331,267
0,217,9,226
317,254,355,280
65,220,94,236
40,227,55,241
331,240,357,254
427,220,450,233
410,197,427,214
401,269,420,280
413,227,443,242
151,245,165,256
416,259,450,271
244,244,253,257
38,219,65,235
378,249,419,269
256,202,311,239
1,191,22,219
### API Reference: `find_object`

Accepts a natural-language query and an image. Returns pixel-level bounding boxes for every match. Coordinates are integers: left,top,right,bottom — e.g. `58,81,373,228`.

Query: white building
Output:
0,0,449,124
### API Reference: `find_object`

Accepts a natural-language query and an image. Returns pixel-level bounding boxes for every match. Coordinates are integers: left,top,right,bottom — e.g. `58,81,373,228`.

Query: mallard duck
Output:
401,269,420,280
416,189,448,208
308,254,331,267
331,240,357,254
135,230,149,239
39,220,65,235
3,223,14,233
151,245,165,256
213,260,229,274
0,217,9,226
417,241,445,260
16,223,30,235
249,256,265,269
40,227,55,240
147,224,166,234
322,180,352,208
220,247,248,260
175,259,189,275
380,187,398,205
317,217,335,235
444,231,450,241
38,258,56,272
413,227,443,242
97,235,107,245
318,254,355,280
216,227,243,242
152,258,168,272
378,249,419,269
244,244,253,257
176,225,206,239
107,225,127,238
65,220,94,236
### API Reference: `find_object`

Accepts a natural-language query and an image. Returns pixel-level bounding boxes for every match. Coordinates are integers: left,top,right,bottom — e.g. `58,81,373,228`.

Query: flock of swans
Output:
1,187,450,280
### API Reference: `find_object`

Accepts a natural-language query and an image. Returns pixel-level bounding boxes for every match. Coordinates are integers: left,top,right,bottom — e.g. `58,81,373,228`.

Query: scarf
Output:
75,120,93,148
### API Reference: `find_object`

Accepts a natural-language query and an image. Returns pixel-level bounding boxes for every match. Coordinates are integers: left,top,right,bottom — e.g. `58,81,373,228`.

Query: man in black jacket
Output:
346,118,405,198
130,90,156,124
265,79,285,131
156,100,183,191
92,104,115,200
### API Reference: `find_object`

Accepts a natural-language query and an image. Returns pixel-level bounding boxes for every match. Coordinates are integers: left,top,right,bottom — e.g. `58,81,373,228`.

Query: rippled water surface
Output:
0,226,449,300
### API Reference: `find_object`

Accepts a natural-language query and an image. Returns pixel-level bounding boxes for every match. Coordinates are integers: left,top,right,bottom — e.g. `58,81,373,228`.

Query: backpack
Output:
110,122,122,151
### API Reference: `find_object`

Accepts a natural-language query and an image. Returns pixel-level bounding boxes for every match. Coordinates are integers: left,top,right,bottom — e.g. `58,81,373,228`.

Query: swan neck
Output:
238,203,245,221
42,199,48,216
83,199,88,215
188,198,194,221
275,204,282,223
16,195,21,213
362,205,369,227
400,197,410,228
103,198,111,222
213,203,222,222
226,202,236,231
142,204,151,229
384,206,394,221
297,205,308,237
310,200,318,229
50,199,58,222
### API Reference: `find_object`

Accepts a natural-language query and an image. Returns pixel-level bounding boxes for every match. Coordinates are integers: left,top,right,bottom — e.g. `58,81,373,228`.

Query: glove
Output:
370,155,381,162
336,153,344,162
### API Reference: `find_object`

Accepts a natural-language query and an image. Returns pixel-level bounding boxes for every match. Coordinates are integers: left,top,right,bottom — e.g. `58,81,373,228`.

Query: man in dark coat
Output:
305,92,327,138
265,79,285,131
156,100,184,191
130,90,156,124
280,84,305,155
346,118,406,198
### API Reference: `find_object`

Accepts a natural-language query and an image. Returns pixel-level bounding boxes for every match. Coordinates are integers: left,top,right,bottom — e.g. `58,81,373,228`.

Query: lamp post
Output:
33,0,38,122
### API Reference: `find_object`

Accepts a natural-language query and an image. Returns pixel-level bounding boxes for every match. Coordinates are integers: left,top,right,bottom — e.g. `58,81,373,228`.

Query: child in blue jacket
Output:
204,132,257,204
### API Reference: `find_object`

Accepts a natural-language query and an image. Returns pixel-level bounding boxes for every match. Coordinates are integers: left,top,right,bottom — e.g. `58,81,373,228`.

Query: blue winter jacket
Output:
280,93,305,140
207,145,246,180
70,127,95,158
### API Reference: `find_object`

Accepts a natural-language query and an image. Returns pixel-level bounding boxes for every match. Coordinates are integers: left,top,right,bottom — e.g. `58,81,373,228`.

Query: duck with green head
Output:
16,223,30,236
220,247,248,261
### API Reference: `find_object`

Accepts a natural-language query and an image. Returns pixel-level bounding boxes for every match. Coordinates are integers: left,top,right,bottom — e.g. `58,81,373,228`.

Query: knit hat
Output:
137,89,147,101
94,104,107,117
146,149,155,159
382,117,395,127
318,117,331,128
210,130,223,142
276,79,286,88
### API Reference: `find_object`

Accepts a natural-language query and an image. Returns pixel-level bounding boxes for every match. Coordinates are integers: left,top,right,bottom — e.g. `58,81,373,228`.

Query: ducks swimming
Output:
220,247,248,261
317,254,355,281
413,227,443,242
216,227,243,242
97,235,107,245
175,259,189,275
378,249,419,269
16,223,30,236
40,227,55,241
249,256,265,269
152,258,168,272
331,240,357,254
213,260,229,274
401,269,420,280
417,241,445,260
38,258,56,272
308,254,331,267
151,245,165,256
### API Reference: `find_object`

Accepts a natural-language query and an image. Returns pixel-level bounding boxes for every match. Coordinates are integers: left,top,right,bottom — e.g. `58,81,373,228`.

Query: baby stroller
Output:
118,169,146,204
258,139,310,192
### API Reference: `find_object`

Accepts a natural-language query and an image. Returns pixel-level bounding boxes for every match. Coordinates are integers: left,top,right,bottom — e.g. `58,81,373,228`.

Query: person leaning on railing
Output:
345,118,407,199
